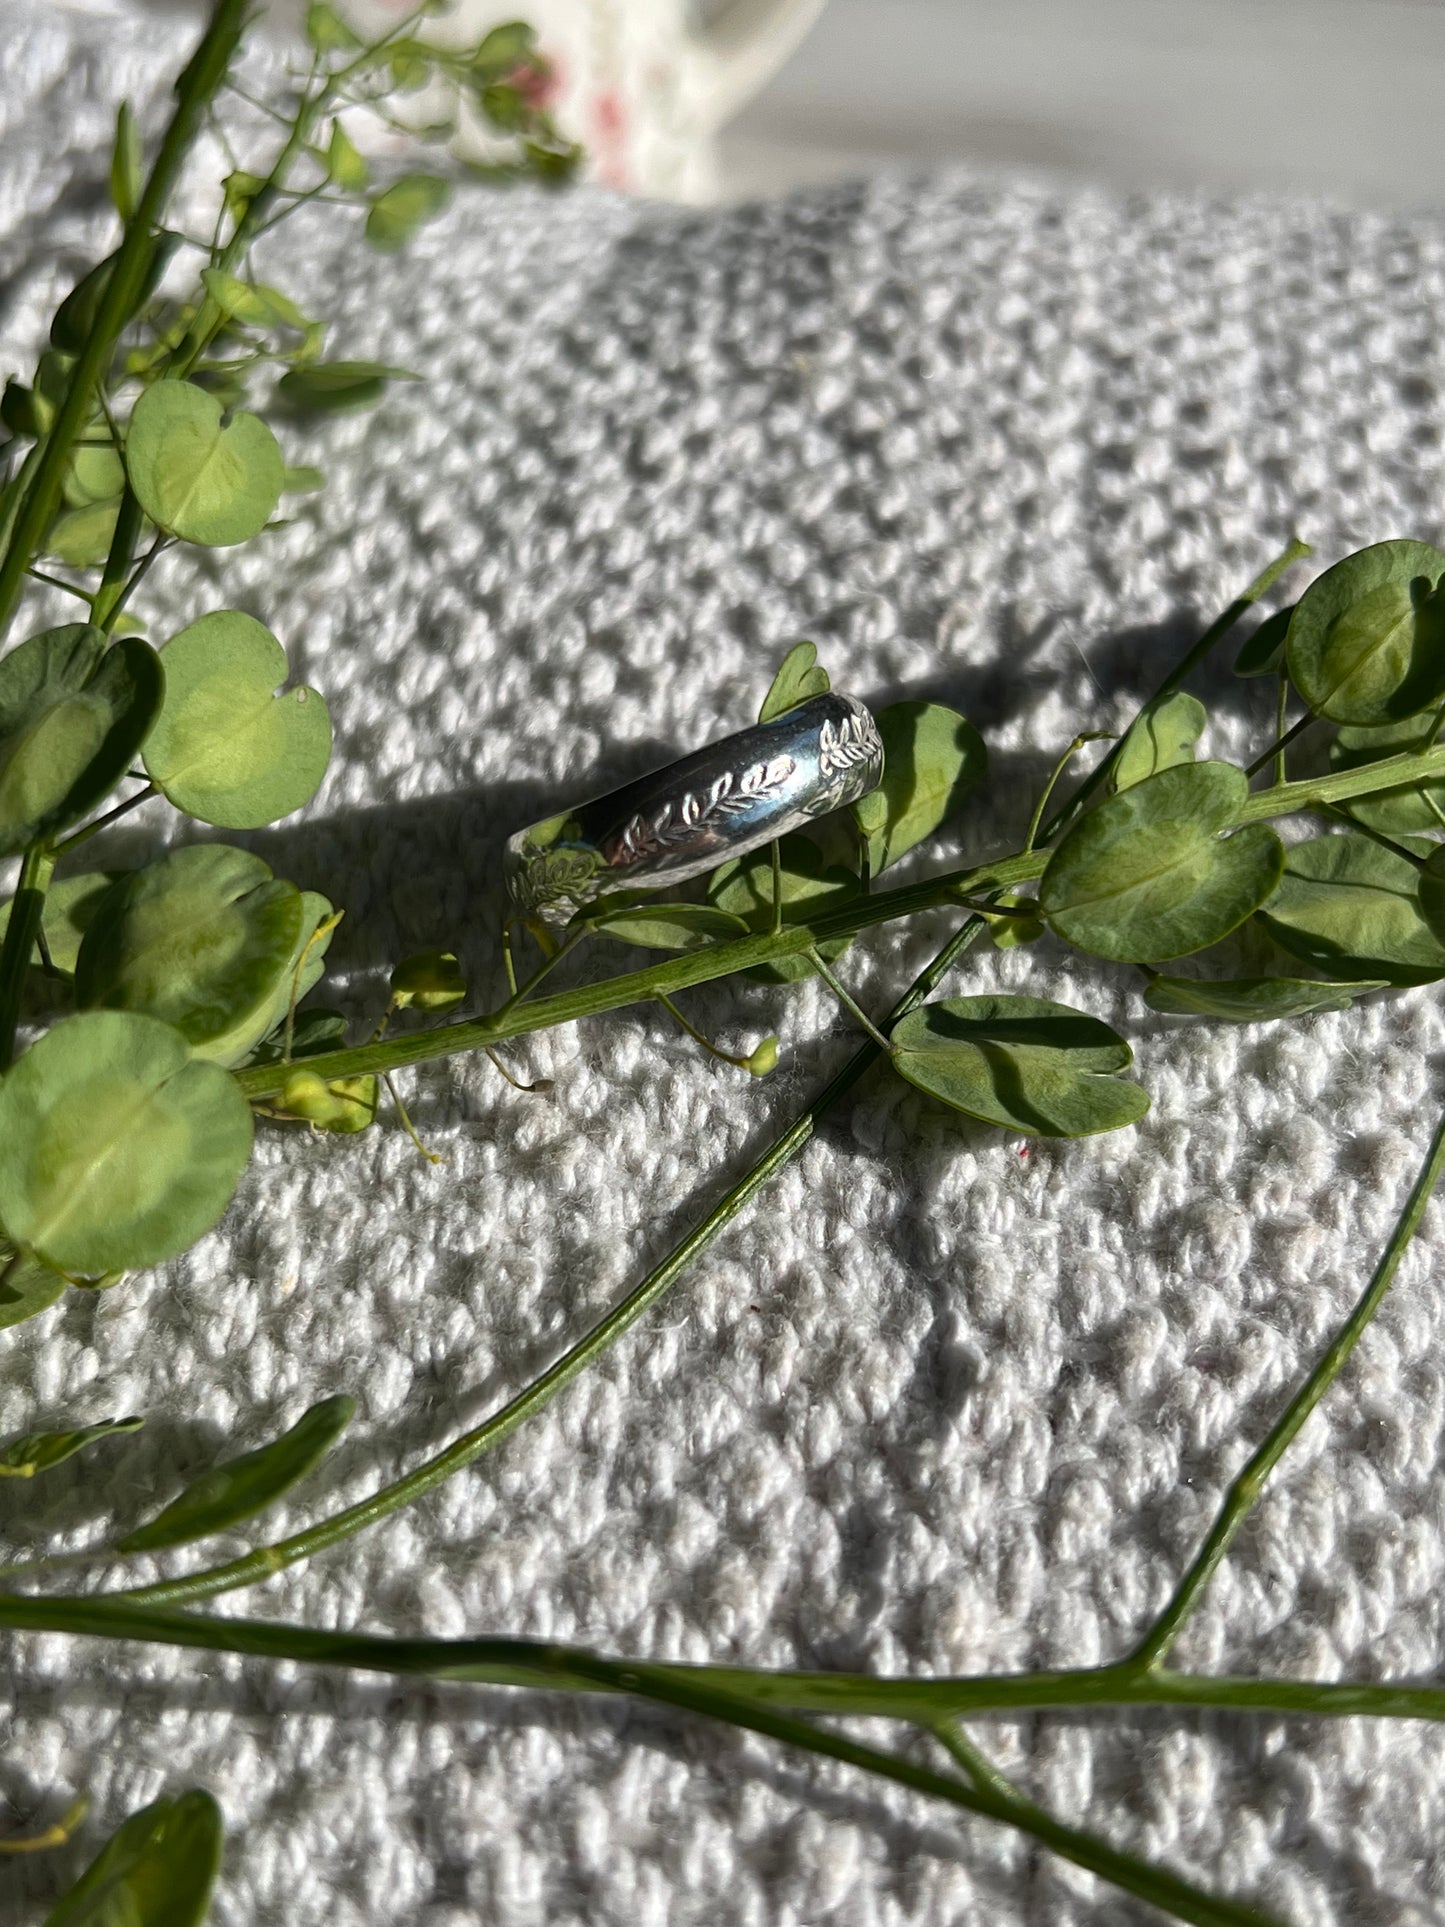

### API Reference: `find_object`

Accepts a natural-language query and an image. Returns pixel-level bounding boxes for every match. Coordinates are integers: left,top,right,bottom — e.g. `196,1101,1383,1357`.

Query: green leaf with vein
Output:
126,380,285,546
1287,539,1445,725
143,610,332,828
364,174,451,251
1257,832,1445,985
853,700,986,873
1113,691,1206,790
891,994,1150,1138
42,1790,223,1927
76,845,333,1068
0,1414,142,1478
0,624,162,855
275,360,419,415
591,901,750,953
708,833,860,982
0,1249,67,1331
1040,761,1284,962
758,641,829,723
200,268,307,333
325,120,369,189
0,1011,253,1275
305,1,360,53
1142,974,1387,1022
63,441,126,510
44,501,123,567
1329,713,1445,835
118,1394,355,1553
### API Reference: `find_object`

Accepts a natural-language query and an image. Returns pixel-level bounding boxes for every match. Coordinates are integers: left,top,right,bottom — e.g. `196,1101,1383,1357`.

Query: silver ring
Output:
505,692,886,917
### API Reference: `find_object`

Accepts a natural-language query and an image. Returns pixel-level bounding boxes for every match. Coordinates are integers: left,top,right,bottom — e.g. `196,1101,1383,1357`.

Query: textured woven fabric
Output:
5,6,1445,1923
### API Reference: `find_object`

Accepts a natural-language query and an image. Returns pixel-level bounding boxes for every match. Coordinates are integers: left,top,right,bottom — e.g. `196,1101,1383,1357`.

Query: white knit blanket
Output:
4,6,1445,1923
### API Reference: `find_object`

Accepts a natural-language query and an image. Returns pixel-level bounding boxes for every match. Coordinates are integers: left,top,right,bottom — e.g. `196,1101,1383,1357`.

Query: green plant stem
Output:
0,1596,1274,1927
1131,1100,1445,1670
118,916,991,1607
92,489,147,631
5,1589,1445,1727
807,947,897,1052
1243,710,1316,781
51,782,156,856
0,844,55,1071
233,732,1445,1103
0,0,251,641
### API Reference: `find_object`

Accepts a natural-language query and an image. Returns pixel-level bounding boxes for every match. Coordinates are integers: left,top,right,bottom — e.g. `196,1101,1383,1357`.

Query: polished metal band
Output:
505,691,885,918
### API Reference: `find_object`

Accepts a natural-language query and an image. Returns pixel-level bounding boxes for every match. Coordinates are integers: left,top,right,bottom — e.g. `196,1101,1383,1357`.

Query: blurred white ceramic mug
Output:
328,0,826,200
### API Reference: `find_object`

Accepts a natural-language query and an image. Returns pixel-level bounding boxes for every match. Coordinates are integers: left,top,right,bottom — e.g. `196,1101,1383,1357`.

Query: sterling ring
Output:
505,692,886,918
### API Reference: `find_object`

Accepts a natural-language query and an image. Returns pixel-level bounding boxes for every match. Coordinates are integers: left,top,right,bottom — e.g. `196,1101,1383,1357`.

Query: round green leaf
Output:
364,174,450,250
854,700,987,874
758,640,830,724
1113,691,1206,790
1142,974,1386,1022
126,380,284,546
0,1249,67,1331
891,994,1150,1138
1329,713,1445,835
1286,539,1445,726
1039,761,1284,963
42,1790,223,1927
1257,831,1445,985
143,610,332,828
63,441,126,509
0,1011,253,1275
118,1393,355,1553
708,833,860,982
0,625,162,855
76,844,308,1065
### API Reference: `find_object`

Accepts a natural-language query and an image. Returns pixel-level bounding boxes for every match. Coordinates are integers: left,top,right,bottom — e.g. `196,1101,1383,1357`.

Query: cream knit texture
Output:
4,5,1445,1923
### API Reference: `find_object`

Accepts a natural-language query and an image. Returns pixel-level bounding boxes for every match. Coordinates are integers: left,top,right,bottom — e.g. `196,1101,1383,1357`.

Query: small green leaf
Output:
364,174,451,251
0,624,162,855
853,700,986,874
1113,691,1206,790
1142,974,1386,1022
1233,605,1294,678
0,1011,253,1276
76,845,309,1066
390,949,467,1009
143,610,331,829
1039,761,1284,963
0,1414,142,1479
325,120,369,189
1287,539,1445,725
50,234,180,358
44,501,122,567
63,440,126,510
305,2,360,52
118,1395,355,1553
42,1790,223,1927
891,994,1150,1138
281,465,325,495
110,101,143,221
708,833,860,982
0,1249,67,1331
471,20,539,80
590,903,750,953
1329,713,1445,835
199,269,307,333
0,869,123,978
275,360,418,415
1257,831,1445,985
125,381,284,547
758,641,829,723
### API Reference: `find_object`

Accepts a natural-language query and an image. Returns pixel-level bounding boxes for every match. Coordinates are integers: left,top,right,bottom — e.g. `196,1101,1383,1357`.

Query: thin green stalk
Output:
0,0,251,640
117,916,991,1606
1243,711,1316,782
0,1594,1273,1926
807,947,896,1052
1132,1101,1445,1669
0,844,55,1071
232,732,1445,1103
92,489,147,631
4,1589,1445,1727
52,782,156,856
1045,539,1310,842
